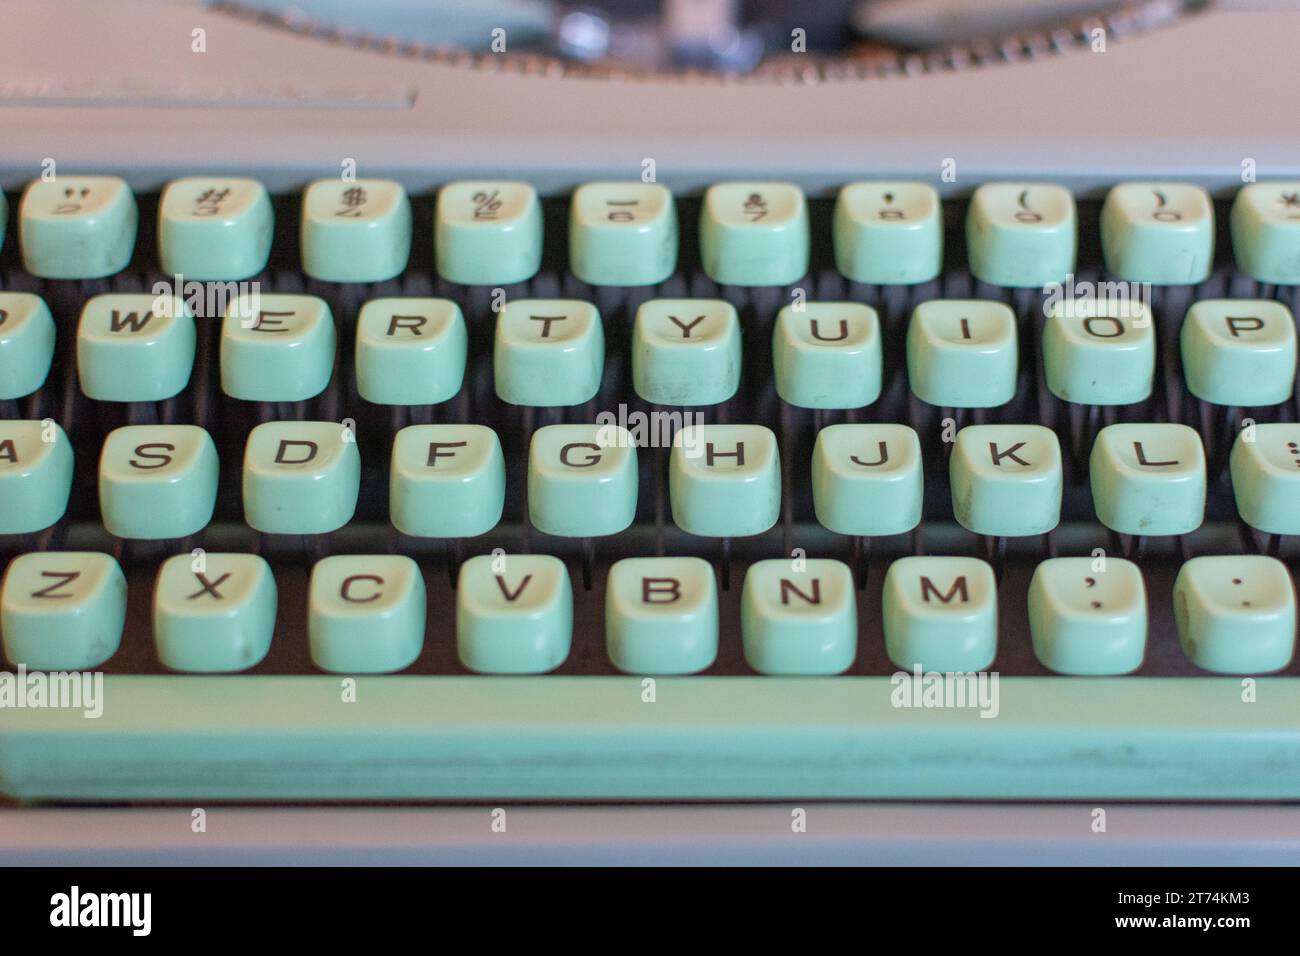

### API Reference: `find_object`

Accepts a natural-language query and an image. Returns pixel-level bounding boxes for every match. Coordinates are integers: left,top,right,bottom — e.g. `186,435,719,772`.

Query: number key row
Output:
5,176,1300,286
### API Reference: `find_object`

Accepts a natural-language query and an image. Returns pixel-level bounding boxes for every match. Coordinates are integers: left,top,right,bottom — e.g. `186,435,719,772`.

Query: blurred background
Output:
214,0,1205,76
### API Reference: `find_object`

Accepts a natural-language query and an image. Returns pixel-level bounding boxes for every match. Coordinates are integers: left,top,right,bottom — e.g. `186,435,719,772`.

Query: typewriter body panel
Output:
1,0,1300,813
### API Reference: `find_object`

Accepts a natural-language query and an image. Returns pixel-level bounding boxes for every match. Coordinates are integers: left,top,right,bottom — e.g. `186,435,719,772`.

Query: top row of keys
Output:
2,176,1299,287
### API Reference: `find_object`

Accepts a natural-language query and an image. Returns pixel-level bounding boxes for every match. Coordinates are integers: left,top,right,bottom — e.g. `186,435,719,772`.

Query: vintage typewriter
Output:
1,0,1299,863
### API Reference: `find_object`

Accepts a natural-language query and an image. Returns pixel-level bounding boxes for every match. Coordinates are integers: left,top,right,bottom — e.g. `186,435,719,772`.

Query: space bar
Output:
1,676,1298,801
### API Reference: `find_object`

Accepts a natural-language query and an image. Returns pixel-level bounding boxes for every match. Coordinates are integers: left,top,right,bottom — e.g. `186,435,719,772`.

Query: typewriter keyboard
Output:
1,176,1299,801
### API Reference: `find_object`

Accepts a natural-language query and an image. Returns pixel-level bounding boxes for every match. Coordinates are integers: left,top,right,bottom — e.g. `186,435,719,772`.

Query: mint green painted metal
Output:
2,676,1299,801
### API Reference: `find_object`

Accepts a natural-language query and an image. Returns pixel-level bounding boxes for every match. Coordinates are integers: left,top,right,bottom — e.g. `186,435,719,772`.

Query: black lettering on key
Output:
780,578,822,605
341,574,383,603
130,443,175,470
54,187,90,215
251,310,294,333
1152,190,1181,222
850,441,889,467
275,440,318,465
1083,317,1124,338
642,577,681,604
0,439,17,464
32,570,80,599
1133,442,1178,467
810,319,849,342
988,441,1029,467
667,315,706,338
530,315,567,338
705,442,744,467
879,192,904,220
920,575,969,604
560,443,601,468
109,310,154,333
426,441,468,467
336,186,368,218
1014,189,1043,223
495,574,533,602
472,190,502,220
187,572,232,601
1226,316,1265,337
387,315,428,336
606,200,639,223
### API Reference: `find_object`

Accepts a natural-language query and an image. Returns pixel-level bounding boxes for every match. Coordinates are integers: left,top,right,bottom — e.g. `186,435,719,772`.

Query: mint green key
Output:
153,553,277,672
355,297,467,406
158,177,273,280
221,293,336,402
19,176,138,279
631,298,740,405
494,299,604,406
741,559,856,675
669,424,780,537
950,424,1062,537
605,557,718,674
1090,423,1206,536
1100,182,1214,284
833,181,942,285
906,299,1018,407
1230,423,1300,534
242,420,360,534
882,556,997,672
773,302,881,409
0,420,74,534
301,179,411,282
436,181,542,285
1028,557,1147,675
966,182,1076,287
1174,555,1296,674
1180,299,1297,406
390,424,504,538
77,293,195,402
700,182,809,286
1042,298,1154,405
309,555,425,673
0,293,56,400
811,423,923,536
98,425,218,540
528,424,638,537
569,182,677,286
0,552,126,670
1230,182,1300,284
457,553,572,674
